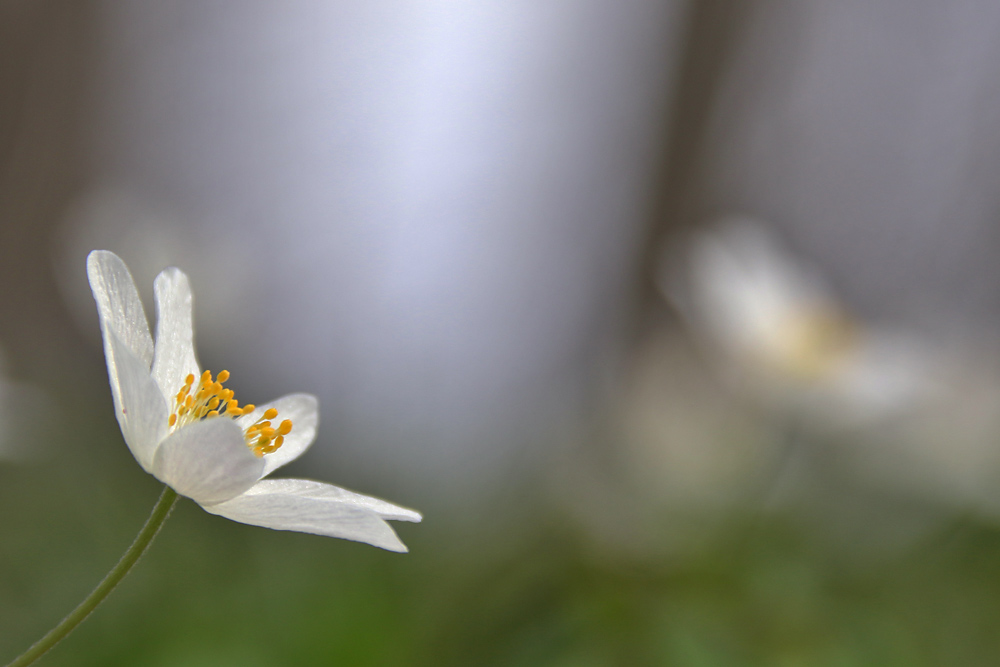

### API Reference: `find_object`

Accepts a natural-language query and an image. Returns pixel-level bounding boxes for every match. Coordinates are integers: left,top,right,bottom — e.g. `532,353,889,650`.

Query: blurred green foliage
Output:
4,405,1000,667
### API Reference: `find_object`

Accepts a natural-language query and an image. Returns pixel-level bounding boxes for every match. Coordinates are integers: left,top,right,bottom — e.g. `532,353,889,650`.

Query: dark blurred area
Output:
5,1,1000,664
0,1,92,377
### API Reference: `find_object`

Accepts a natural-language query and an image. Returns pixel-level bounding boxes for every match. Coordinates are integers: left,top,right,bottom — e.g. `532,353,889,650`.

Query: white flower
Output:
87,250,421,552
664,219,939,424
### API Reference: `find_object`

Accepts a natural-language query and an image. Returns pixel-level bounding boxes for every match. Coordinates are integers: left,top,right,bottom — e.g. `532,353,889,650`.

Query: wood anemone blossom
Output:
88,250,421,552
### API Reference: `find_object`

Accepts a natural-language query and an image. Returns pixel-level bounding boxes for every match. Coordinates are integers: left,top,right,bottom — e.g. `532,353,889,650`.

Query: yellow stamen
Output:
166,370,291,457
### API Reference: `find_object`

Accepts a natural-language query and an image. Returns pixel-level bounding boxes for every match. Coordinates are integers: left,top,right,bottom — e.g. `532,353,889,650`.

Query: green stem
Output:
5,485,179,667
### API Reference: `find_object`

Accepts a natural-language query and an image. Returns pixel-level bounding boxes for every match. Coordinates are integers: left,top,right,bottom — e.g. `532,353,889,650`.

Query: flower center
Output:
168,370,292,457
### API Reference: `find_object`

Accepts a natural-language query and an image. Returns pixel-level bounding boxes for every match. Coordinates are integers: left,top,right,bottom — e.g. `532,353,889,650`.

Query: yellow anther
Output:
168,369,287,457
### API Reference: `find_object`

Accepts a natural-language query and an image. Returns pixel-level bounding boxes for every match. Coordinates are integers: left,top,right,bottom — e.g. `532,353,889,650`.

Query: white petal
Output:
256,478,423,522
151,418,264,505
151,267,201,402
106,328,169,471
202,479,421,552
87,250,154,369
237,394,319,477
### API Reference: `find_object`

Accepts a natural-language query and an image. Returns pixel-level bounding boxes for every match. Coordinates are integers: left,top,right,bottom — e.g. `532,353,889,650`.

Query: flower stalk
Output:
5,485,179,667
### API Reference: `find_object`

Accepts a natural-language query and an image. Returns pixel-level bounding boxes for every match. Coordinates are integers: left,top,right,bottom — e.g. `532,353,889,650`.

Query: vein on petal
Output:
151,267,201,401
87,250,154,368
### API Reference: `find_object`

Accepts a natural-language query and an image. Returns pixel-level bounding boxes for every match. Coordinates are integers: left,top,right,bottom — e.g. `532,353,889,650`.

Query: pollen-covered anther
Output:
245,411,293,458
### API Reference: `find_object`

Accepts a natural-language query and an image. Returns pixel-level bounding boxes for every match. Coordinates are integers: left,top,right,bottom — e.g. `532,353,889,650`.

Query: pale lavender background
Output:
68,1,687,500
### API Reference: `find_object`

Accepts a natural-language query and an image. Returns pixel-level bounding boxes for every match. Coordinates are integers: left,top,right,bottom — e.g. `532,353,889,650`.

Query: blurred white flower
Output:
665,219,940,425
653,218,1000,528
87,250,421,552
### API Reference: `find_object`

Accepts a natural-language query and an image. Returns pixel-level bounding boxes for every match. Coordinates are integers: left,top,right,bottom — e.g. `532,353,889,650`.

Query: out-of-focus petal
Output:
151,418,264,505
202,478,420,552
107,328,168,471
151,267,201,401
237,394,319,477
87,250,154,368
